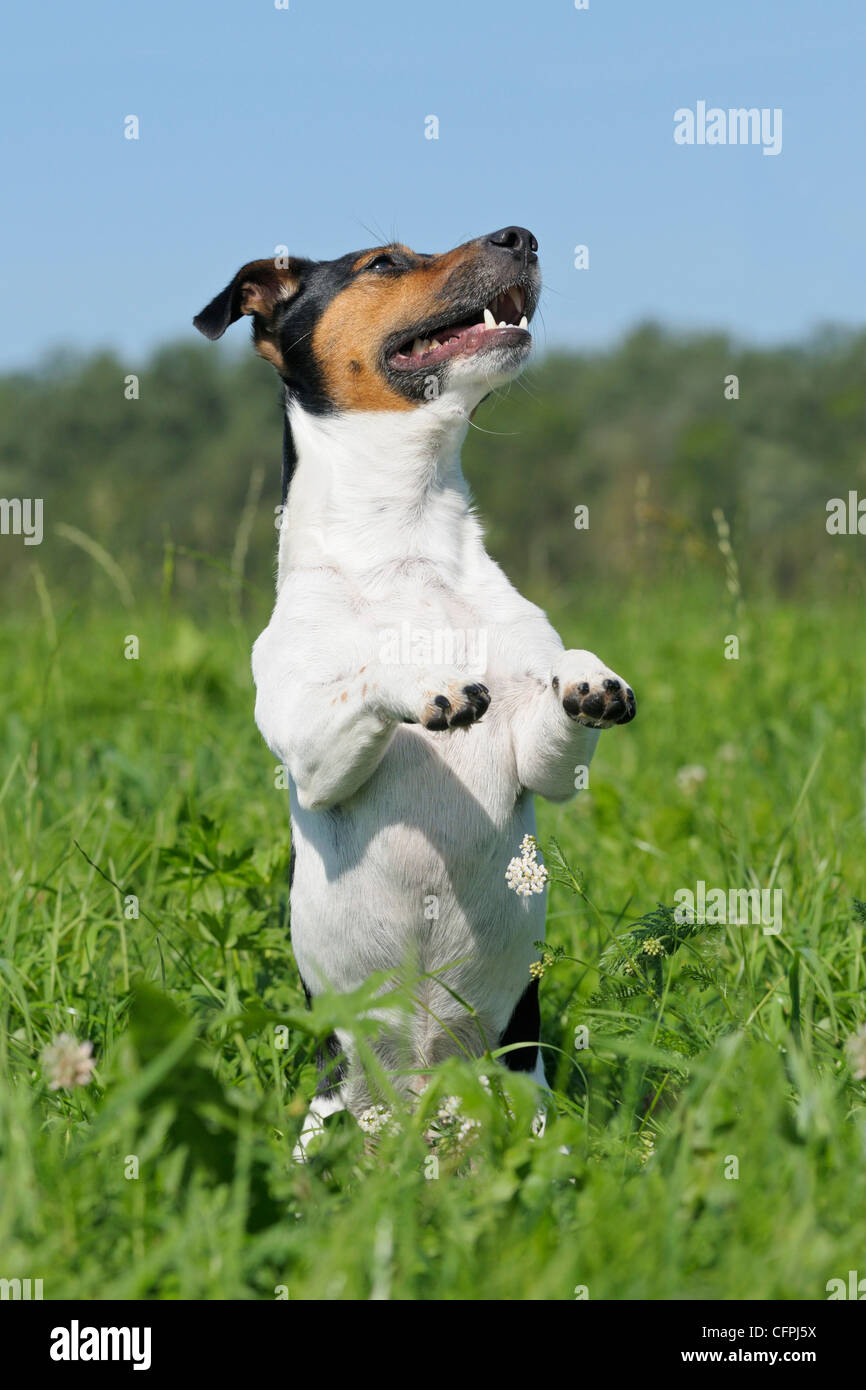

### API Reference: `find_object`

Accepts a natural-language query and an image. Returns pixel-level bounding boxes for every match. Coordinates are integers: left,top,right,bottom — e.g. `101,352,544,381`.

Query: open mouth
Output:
388,284,531,371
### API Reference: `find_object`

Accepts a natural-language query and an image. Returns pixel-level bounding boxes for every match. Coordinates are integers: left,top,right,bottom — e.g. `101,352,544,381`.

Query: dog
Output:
194,225,636,1149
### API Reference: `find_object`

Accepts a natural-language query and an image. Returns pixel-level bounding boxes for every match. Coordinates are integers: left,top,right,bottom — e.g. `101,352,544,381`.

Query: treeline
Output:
1,324,864,616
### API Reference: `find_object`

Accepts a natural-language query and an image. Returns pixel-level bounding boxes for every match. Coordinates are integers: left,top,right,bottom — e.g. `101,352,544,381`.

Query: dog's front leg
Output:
512,649,636,802
253,625,490,811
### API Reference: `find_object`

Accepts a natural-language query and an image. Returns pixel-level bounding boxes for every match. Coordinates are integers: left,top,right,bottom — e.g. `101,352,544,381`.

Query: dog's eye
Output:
365,253,397,272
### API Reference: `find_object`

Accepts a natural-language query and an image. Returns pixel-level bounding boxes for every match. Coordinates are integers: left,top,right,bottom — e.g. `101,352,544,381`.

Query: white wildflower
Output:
42,1034,95,1090
675,764,707,793
437,1095,462,1122
357,1104,397,1136
642,937,665,957
426,1094,481,1149
505,834,549,897
638,1131,655,1165
845,1024,866,1081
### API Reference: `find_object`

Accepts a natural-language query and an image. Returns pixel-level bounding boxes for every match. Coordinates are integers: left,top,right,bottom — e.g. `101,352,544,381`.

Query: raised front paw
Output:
553,651,636,729
420,680,491,731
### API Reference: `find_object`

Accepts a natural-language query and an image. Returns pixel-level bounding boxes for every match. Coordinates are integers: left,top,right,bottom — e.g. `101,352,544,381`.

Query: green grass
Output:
1,569,865,1300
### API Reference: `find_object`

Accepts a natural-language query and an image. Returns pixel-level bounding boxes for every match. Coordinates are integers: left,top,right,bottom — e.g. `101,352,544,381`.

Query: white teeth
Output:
483,307,497,329
430,338,441,349
498,320,507,328
411,338,425,355
519,315,528,329
509,287,523,313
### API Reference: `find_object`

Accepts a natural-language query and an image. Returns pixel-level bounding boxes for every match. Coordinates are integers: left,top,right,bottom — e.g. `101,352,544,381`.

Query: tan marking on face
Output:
254,329,286,372
239,265,300,319
311,242,483,411
350,244,415,274
242,263,301,374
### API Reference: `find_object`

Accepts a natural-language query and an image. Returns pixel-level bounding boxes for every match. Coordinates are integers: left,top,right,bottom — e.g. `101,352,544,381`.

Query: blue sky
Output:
1,0,864,368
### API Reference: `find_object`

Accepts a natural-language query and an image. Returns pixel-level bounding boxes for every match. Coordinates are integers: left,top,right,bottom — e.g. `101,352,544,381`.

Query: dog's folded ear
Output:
193,258,302,340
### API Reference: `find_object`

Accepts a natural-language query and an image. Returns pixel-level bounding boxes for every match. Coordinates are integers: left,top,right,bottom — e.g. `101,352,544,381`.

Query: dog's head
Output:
193,226,540,413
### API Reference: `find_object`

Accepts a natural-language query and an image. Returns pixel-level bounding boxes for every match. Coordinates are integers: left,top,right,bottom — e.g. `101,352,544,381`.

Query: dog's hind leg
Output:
499,979,551,1136
530,1053,551,1137
292,1091,346,1162
291,1033,348,1163
293,964,348,1162
499,978,541,1077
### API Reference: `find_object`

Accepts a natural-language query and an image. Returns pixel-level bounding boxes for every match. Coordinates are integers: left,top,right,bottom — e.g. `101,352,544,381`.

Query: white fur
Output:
292,1092,346,1163
252,358,631,1118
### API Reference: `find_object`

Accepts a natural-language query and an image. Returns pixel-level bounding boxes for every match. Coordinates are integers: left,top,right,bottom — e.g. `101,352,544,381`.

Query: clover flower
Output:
844,1024,866,1080
42,1033,95,1091
675,764,707,793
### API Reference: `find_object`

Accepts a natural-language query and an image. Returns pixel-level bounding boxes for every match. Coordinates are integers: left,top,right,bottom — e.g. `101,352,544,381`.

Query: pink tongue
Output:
395,319,503,364
436,321,475,346
456,324,486,349
416,324,482,359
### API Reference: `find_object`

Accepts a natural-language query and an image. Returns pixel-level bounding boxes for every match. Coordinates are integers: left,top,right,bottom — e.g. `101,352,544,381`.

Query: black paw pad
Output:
425,694,452,731
561,678,637,728
617,687,637,725
423,682,490,730
451,682,490,726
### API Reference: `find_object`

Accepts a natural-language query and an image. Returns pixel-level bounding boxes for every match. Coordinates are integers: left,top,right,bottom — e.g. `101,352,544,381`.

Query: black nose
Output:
487,226,538,265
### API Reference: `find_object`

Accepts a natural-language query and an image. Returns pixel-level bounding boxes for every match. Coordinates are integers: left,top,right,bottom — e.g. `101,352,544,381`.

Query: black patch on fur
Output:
281,401,298,506
499,979,540,1073
297,973,345,1097
315,1031,346,1098
268,251,366,416
192,280,241,341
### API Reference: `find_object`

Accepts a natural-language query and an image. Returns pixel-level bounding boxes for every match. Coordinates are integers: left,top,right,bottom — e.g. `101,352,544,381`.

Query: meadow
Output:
1,549,864,1300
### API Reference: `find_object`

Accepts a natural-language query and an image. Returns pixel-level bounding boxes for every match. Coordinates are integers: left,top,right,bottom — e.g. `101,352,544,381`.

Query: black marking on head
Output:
193,257,305,343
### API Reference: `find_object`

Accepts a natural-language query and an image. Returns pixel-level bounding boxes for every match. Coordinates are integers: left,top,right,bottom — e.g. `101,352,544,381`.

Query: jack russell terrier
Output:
194,225,636,1148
